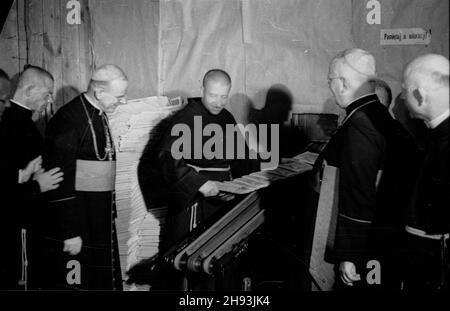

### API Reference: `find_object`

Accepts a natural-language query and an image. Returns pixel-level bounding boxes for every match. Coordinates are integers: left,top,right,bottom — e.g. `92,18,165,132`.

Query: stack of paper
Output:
109,96,182,290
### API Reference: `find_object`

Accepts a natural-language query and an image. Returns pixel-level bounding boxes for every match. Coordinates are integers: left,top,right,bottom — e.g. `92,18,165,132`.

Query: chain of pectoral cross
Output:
81,95,115,161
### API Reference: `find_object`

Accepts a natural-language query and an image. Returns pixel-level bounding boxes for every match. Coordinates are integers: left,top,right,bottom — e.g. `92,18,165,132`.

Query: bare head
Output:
201,69,232,115
0,69,11,121
13,65,54,113
328,48,376,108
87,64,129,113
370,78,393,108
402,54,449,122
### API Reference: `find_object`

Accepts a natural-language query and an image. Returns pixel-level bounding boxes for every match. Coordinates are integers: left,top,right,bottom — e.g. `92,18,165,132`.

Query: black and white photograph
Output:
0,0,448,308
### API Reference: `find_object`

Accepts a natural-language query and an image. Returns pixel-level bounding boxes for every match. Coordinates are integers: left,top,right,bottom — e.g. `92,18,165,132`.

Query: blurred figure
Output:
391,93,429,153
371,78,393,109
401,54,449,291
252,84,307,158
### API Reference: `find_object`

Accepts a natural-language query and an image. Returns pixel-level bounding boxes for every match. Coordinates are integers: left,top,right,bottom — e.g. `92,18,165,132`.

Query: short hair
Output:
16,65,54,91
370,78,392,107
0,68,10,80
202,69,232,88
22,64,54,81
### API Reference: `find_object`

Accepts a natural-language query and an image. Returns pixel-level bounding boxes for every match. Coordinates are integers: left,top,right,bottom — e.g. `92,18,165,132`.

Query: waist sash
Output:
405,226,450,240
75,160,116,192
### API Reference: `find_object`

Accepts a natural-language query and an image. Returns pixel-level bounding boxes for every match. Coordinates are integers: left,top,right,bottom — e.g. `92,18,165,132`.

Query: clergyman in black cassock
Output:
400,54,450,291
42,65,128,290
138,70,260,289
0,66,62,290
312,49,419,290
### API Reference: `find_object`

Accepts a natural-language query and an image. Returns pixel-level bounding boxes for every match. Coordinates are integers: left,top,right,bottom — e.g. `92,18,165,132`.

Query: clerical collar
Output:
345,93,378,116
10,99,32,111
82,93,104,115
427,109,449,129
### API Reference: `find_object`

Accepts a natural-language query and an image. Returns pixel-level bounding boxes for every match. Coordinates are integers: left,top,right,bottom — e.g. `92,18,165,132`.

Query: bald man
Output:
0,65,64,290
43,64,128,290
313,48,419,290
401,54,449,290
138,69,259,289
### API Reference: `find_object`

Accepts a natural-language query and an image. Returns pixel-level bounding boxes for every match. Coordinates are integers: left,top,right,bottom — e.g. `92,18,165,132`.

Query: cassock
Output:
312,94,419,289
406,117,449,235
401,116,449,290
0,101,44,290
42,94,122,290
139,98,260,248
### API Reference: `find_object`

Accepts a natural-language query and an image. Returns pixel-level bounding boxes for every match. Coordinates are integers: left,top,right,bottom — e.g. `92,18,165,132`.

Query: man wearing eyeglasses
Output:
42,64,128,290
313,48,419,290
0,65,64,290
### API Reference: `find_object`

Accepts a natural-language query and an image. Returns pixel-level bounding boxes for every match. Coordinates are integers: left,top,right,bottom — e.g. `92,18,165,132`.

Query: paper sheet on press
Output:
216,155,314,194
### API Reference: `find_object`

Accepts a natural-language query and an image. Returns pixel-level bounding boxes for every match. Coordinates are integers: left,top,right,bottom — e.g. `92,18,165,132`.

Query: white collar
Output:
427,109,449,129
349,93,377,105
10,99,32,111
83,93,104,115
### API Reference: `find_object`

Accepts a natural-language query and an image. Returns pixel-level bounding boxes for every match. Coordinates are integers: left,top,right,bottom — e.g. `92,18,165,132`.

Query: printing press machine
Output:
126,163,318,291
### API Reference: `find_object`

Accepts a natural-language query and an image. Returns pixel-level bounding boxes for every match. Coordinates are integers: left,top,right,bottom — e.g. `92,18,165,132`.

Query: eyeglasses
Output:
116,95,127,104
108,92,127,104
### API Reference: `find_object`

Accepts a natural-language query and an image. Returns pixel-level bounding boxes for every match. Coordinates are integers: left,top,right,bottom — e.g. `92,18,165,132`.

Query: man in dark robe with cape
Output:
138,69,260,289
312,49,419,290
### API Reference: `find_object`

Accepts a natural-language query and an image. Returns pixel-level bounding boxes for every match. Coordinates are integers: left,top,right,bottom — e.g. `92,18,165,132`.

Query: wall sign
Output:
380,28,431,45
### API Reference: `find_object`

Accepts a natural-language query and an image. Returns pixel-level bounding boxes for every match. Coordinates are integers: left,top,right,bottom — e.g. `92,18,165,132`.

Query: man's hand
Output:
63,236,82,256
33,167,64,193
19,156,42,184
339,261,361,286
198,181,219,197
